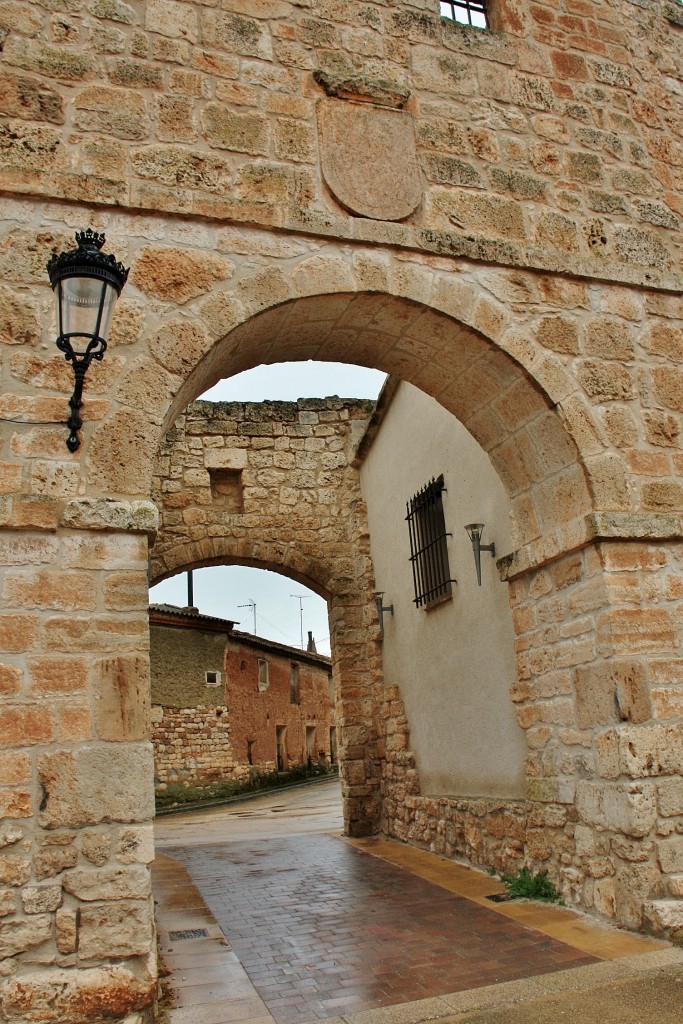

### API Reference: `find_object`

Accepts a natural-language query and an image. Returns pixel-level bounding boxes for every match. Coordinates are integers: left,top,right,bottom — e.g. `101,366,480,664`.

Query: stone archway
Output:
3,238,683,1024
150,396,383,837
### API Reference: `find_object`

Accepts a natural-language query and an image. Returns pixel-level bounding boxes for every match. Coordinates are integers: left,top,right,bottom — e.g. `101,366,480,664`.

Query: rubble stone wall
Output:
2,0,683,1018
152,703,238,787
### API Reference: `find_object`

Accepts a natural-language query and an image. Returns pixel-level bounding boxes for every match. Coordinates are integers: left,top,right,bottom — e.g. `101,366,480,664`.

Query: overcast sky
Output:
149,361,387,656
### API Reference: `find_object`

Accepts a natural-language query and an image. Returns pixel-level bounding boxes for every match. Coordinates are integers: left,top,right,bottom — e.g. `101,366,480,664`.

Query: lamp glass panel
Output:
60,277,117,350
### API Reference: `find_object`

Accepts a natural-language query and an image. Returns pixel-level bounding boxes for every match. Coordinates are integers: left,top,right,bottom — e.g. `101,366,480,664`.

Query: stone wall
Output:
2,0,683,290
2,0,683,1018
151,398,380,822
152,703,239,786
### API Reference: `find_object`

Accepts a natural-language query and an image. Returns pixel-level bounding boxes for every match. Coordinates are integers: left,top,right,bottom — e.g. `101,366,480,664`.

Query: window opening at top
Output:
440,0,488,29
406,474,454,609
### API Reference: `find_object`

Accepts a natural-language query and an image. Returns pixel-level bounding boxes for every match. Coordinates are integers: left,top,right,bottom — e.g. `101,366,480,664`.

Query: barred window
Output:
440,0,488,29
406,475,454,609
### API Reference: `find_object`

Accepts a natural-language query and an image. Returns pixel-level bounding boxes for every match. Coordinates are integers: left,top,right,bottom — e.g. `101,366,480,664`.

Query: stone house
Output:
3,0,683,1019
149,603,335,789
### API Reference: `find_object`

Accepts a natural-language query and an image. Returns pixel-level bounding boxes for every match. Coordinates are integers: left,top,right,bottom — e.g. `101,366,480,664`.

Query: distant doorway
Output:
276,726,287,772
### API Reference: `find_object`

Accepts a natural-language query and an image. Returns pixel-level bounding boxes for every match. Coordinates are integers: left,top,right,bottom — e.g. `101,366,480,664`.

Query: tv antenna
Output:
290,594,308,649
238,599,256,634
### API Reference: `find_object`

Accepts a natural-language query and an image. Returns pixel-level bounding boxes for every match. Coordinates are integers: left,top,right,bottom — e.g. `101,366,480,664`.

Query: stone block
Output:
108,58,163,89
526,777,575,804
597,609,675,656
81,832,111,867
201,105,269,154
642,411,680,448
0,703,53,746
536,315,579,355
658,838,683,874
131,246,233,303
77,899,154,957
669,876,683,898
117,826,154,864
103,572,149,611
0,966,156,1023
4,569,96,612
0,854,31,887
643,899,683,931
574,660,650,728
38,744,155,829
63,864,150,901
2,38,95,82
593,877,616,917
0,914,52,957
34,842,77,881
0,789,31,818
578,359,635,401
0,285,41,349
658,778,683,817
73,84,148,140
618,724,683,778
21,885,62,914
576,780,657,838
93,654,151,742
0,889,15,918
0,664,21,697
0,825,24,849
55,907,77,954
204,449,247,470
61,499,158,534
145,0,198,42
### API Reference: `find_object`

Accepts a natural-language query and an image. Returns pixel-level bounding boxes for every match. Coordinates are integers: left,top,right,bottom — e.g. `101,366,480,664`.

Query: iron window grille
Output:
406,474,455,608
440,0,488,29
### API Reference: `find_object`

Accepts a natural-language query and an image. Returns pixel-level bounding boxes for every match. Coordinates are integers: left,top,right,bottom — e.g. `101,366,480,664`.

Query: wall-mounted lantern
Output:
374,591,394,633
46,229,129,452
464,523,496,586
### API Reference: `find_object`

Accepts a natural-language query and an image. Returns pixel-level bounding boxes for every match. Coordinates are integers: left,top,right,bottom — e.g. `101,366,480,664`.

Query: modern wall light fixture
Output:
374,592,394,632
464,523,496,586
46,229,129,452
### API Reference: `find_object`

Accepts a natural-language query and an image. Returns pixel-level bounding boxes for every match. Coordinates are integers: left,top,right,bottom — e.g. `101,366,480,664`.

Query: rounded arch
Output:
150,543,332,602
91,252,602,549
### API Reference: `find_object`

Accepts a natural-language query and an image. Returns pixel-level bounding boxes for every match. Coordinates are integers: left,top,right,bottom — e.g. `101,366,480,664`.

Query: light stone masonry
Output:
2,0,683,1019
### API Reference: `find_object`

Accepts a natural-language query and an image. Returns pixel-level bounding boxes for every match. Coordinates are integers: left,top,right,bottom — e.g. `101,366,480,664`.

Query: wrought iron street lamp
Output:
46,229,129,452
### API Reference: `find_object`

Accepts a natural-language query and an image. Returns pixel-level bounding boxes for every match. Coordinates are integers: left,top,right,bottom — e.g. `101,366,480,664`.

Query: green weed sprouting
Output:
499,866,565,905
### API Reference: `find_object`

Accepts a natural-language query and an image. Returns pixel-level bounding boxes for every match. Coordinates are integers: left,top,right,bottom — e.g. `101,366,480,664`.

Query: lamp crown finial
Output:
75,228,105,250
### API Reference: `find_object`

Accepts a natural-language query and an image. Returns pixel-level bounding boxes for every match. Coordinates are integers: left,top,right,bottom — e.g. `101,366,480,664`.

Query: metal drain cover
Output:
168,928,209,941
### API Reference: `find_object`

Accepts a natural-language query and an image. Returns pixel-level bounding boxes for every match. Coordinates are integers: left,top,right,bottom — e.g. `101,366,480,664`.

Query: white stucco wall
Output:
359,382,526,798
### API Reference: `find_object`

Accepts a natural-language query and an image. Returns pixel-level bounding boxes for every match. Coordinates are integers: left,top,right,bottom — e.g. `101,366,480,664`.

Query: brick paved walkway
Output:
165,834,598,1024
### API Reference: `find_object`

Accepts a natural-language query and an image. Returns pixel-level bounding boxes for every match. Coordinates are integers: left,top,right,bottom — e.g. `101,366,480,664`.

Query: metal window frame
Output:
406,474,455,609
440,0,488,29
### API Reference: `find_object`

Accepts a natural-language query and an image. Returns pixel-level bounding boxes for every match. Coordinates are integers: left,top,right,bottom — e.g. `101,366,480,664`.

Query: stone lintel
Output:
499,512,683,581
4,188,683,295
61,498,159,536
